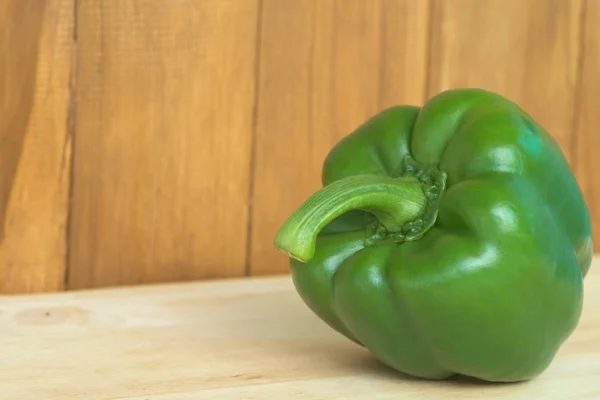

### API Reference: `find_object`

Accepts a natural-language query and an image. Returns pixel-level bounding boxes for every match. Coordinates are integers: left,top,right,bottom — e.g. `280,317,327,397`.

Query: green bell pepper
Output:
274,88,593,383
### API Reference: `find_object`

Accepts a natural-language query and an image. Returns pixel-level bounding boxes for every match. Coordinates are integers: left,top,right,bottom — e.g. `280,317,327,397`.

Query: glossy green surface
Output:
274,88,593,382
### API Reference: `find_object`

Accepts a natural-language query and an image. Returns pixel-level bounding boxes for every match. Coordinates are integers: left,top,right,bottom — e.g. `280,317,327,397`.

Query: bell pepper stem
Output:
273,174,430,263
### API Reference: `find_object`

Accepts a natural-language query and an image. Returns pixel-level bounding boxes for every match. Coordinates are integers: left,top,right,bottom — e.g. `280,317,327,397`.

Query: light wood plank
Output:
574,0,600,250
1,258,599,399
428,0,582,162
249,0,430,276
68,0,259,288
0,0,74,294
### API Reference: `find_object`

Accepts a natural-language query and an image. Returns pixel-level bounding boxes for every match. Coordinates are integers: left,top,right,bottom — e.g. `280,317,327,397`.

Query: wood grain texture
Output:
68,0,259,289
1,1,598,293
2,258,599,399
249,0,430,275
574,0,600,250
0,0,73,294
428,0,583,162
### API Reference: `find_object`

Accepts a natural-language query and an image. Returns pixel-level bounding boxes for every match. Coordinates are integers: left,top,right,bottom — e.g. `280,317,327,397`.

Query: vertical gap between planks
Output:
570,0,595,248
570,0,588,176
63,0,79,290
423,0,436,104
245,0,264,277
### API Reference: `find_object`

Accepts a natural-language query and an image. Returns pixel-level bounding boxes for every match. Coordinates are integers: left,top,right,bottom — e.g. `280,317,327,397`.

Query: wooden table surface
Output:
2,259,599,400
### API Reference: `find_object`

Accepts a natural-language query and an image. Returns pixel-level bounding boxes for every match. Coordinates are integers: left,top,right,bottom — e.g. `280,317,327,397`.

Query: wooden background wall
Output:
1,0,598,294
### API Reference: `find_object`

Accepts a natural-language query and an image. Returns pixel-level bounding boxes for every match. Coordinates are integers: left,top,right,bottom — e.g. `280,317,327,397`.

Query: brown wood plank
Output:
249,0,430,276
428,0,583,163
68,0,259,289
0,0,74,294
574,0,600,250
